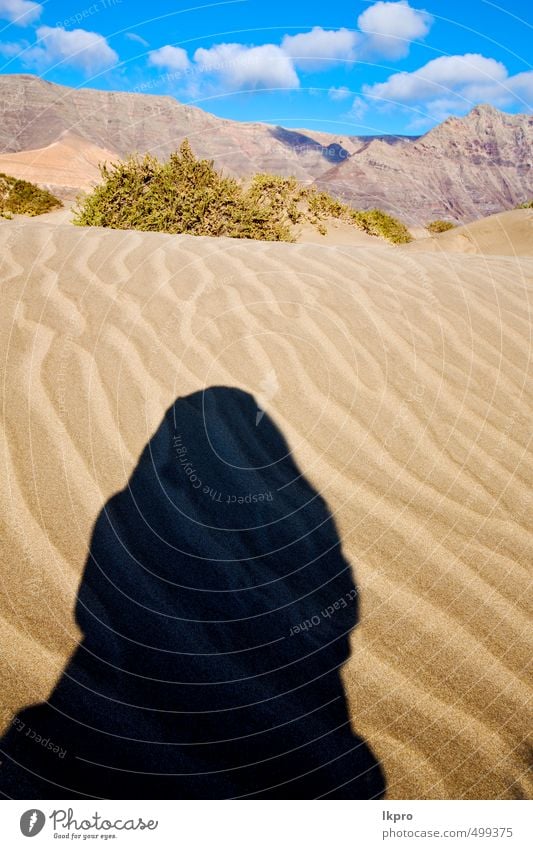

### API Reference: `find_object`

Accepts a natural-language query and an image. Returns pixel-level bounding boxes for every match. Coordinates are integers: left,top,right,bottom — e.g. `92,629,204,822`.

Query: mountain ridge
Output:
1,74,532,223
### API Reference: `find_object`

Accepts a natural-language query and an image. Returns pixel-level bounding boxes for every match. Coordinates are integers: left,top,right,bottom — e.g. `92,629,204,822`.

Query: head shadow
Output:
0,386,385,799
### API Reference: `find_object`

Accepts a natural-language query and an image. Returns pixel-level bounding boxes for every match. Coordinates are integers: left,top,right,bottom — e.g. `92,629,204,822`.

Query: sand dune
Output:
0,219,531,798
0,131,118,195
407,208,533,257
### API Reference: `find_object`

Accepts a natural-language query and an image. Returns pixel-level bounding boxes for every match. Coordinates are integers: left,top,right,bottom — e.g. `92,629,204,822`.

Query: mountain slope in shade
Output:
1,74,532,222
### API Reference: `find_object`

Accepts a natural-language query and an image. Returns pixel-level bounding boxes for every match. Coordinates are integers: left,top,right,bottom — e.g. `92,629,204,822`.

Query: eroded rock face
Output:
316,105,533,223
1,75,532,222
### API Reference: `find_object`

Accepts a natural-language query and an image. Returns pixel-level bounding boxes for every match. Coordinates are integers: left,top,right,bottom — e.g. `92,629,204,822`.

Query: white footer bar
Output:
2,799,531,848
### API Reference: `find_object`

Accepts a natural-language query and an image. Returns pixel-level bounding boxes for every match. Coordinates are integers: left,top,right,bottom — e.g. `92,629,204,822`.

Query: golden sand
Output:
0,218,531,798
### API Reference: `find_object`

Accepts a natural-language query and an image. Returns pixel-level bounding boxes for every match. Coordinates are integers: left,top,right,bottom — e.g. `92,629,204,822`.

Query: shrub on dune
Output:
426,219,456,234
74,139,412,244
351,209,413,244
0,172,62,217
74,142,293,241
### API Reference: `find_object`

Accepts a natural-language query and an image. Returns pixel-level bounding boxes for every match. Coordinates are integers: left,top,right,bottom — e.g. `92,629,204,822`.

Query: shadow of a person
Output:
0,387,384,799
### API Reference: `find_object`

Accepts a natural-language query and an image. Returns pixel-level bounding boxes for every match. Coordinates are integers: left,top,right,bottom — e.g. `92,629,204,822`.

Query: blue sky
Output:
0,0,531,134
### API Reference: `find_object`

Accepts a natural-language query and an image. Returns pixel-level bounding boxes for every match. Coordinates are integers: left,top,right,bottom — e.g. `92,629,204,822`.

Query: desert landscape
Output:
1,205,532,798
2,74,533,220
0,68,532,800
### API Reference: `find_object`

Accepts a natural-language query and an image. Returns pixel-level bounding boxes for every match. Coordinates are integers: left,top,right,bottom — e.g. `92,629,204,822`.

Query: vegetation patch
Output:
426,219,456,234
74,140,412,244
351,209,413,243
515,200,533,209
0,172,62,217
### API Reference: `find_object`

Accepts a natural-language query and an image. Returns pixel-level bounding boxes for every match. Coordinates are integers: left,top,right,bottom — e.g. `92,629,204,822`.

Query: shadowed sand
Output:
0,387,384,799
0,218,531,799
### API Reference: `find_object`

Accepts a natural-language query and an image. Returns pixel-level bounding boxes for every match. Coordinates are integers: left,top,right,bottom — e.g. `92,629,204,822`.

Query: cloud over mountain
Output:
363,52,533,118
193,42,299,90
357,0,433,59
148,45,190,73
25,25,118,72
281,27,358,70
0,0,42,27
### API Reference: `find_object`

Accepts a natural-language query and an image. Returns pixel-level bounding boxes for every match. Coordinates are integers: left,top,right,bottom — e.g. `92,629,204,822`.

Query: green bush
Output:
426,219,456,234
515,200,533,209
0,172,62,216
246,174,303,226
351,209,413,244
300,189,412,243
74,140,412,244
306,190,346,220
74,143,294,241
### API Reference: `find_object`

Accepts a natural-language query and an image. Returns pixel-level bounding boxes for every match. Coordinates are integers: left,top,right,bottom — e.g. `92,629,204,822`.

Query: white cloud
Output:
364,54,510,106
281,27,358,70
357,0,433,59
25,26,118,73
126,32,150,48
148,45,190,72
0,0,41,26
360,53,533,126
0,40,27,57
144,2,434,97
509,71,533,103
280,5,431,69
328,85,352,101
193,42,299,90
350,96,369,118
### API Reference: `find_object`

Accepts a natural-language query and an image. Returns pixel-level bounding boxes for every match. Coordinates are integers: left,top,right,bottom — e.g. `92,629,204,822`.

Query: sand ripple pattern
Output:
0,221,532,798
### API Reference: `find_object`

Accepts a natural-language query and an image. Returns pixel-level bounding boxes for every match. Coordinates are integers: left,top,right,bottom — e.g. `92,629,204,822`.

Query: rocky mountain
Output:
1,74,532,223
317,105,533,223
0,74,364,188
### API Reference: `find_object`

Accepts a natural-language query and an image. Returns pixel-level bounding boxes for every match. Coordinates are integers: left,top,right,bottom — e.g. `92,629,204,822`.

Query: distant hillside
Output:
0,130,119,195
0,74,368,185
317,105,533,223
1,74,532,223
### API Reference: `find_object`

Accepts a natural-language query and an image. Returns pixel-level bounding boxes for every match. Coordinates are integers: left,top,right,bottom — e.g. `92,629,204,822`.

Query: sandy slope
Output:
407,208,533,257
0,131,118,195
297,219,390,247
0,219,532,799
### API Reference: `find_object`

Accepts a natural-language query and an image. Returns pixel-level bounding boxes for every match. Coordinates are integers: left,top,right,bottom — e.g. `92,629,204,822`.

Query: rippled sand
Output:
0,219,531,798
